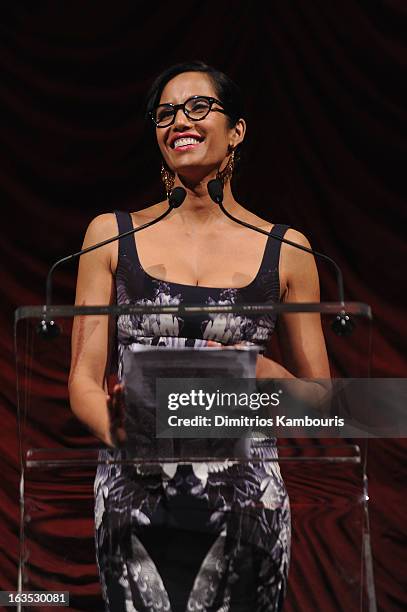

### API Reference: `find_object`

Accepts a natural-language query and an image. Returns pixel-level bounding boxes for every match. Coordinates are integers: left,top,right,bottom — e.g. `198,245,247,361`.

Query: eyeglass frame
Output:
149,95,227,128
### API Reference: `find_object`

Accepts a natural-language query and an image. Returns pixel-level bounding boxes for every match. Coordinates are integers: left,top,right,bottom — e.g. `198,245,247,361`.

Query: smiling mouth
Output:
171,137,204,150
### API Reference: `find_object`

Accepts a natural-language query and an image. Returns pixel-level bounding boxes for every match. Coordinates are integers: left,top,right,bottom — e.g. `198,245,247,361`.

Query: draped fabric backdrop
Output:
1,1,406,610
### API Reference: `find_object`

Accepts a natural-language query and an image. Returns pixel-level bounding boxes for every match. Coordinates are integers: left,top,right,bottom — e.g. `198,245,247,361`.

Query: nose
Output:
172,106,192,129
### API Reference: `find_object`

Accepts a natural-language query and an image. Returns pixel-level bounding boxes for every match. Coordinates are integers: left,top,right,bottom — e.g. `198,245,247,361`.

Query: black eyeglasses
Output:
150,95,226,128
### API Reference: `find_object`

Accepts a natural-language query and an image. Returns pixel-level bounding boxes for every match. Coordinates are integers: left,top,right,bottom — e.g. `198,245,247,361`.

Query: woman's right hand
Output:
107,383,127,447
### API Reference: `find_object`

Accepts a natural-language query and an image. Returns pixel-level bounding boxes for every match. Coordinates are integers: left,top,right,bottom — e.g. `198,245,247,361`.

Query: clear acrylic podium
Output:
14,301,376,611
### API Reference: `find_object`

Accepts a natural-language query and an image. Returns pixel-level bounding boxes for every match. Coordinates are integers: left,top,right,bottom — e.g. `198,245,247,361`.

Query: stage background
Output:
1,1,406,610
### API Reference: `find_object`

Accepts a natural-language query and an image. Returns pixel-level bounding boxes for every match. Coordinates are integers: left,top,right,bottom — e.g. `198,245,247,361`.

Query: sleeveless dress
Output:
94,211,291,612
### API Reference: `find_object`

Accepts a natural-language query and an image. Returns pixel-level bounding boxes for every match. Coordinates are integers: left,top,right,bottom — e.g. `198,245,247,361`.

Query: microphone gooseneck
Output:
207,178,354,336
39,187,187,338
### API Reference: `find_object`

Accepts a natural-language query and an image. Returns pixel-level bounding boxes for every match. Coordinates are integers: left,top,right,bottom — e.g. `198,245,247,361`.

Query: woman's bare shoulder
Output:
234,203,312,251
280,227,318,297
83,213,118,245
239,210,314,289
284,227,310,245
84,201,167,239
130,201,168,227
240,209,309,245
235,206,274,233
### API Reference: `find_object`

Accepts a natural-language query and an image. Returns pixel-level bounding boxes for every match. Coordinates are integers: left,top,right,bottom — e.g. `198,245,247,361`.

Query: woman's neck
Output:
171,176,239,228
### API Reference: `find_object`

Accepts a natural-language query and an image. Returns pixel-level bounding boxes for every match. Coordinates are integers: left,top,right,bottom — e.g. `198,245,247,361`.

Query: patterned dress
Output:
94,211,291,611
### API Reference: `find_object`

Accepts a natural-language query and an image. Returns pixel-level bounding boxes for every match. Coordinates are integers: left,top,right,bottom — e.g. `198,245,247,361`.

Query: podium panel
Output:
14,303,376,611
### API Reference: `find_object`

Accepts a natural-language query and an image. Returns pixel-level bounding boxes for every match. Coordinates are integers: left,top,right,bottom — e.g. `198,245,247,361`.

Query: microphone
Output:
207,179,354,336
38,187,187,338
168,186,187,208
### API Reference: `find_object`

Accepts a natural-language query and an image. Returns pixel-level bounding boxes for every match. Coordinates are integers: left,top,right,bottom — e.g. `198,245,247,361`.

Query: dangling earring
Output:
161,163,175,198
216,149,235,186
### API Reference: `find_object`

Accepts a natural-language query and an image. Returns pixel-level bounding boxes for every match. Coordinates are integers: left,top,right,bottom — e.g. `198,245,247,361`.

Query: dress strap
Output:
258,224,290,274
114,211,140,265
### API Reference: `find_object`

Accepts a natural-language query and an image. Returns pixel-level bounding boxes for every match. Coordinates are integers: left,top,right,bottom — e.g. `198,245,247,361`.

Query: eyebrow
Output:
157,95,214,105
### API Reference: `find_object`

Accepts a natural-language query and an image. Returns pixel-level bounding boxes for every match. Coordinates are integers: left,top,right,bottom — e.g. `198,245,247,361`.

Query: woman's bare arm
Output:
257,229,331,406
68,213,118,446
276,229,330,377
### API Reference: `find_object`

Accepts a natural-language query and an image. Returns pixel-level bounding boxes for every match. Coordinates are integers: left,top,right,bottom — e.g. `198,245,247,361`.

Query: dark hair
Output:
145,60,245,129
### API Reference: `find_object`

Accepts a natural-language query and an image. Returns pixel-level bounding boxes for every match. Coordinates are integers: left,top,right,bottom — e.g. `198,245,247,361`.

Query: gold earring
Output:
161,163,175,198
216,150,235,186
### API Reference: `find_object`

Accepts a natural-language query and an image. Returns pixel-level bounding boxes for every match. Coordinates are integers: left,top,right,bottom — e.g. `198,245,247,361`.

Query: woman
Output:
69,61,330,611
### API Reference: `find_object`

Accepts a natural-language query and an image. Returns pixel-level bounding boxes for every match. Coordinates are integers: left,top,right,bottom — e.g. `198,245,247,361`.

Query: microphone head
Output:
168,186,187,208
207,178,223,204
331,312,356,336
37,319,61,340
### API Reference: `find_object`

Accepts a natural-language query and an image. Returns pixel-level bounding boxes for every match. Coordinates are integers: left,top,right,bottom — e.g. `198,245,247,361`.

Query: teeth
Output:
173,137,201,148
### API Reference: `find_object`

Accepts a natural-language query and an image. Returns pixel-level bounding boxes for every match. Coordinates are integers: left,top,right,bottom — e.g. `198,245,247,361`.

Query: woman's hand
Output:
206,341,330,411
107,383,127,448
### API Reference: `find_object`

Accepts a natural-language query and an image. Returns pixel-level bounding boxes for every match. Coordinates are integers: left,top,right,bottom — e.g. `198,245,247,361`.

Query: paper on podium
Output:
122,344,260,460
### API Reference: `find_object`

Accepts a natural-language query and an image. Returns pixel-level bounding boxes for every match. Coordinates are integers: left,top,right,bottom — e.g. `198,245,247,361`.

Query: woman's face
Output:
155,71,245,182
